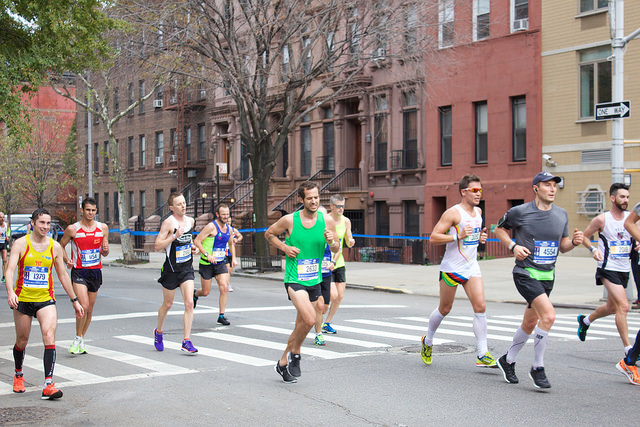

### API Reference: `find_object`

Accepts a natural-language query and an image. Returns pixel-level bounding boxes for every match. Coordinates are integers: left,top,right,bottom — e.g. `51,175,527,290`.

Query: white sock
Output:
532,327,549,369
506,327,530,364
625,345,633,356
473,312,489,357
583,316,592,326
424,309,445,346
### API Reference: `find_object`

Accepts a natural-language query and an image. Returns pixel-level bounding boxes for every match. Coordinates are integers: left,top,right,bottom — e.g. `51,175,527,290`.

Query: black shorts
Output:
199,262,228,280
320,274,332,305
158,268,194,290
596,268,629,288
71,268,103,293
284,282,321,302
225,255,233,265
332,266,346,283
0,242,6,251
15,300,56,317
513,273,554,308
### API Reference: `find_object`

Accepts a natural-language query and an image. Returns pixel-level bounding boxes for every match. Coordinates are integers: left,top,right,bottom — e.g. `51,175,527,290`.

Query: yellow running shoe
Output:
476,352,498,368
420,335,433,365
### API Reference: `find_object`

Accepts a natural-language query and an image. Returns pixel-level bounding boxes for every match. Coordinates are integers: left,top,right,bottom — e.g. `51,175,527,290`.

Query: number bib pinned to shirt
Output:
463,227,481,246
297,258,319,281
533,240,559,264
80,248,100,267
23,266,49,288
175,244,192,264
609,240,631,259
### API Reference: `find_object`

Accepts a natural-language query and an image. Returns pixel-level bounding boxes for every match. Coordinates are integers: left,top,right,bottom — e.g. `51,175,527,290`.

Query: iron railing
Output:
271,169,335,215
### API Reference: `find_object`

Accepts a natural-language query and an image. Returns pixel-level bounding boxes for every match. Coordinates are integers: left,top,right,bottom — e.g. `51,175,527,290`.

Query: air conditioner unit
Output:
513,18,529,32
153,99,163,108
170,97,177,105
170,154,177,162
187,170,197,178
198,89,206,100
155,156,163,164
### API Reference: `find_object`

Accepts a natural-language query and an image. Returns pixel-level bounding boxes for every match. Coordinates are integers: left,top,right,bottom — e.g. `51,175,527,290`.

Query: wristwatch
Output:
70,297,79,303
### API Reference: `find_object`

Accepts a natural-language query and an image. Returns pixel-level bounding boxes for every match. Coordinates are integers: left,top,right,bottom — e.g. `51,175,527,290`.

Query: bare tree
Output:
0,135,24,223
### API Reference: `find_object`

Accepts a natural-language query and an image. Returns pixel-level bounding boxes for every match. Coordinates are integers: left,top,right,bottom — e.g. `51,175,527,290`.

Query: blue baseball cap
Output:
532,171,561,186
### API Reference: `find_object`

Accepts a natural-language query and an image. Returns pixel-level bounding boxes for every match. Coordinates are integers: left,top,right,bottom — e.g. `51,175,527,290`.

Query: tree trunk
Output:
252,168,270,262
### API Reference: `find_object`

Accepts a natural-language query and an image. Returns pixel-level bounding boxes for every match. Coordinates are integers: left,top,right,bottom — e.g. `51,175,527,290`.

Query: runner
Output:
314,206,334,346
5,208,84,399
60,197,109,354
577,184,633,355
321,194,355,334
264,182,338,382
193,204,236,325
420,174,495,368
0,212,8,282
154,192,198,354
225,215,242,292
620,201,640,385
495,171,583,389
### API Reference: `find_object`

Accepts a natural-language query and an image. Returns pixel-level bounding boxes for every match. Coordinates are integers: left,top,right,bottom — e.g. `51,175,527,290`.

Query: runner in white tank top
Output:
440,204,483,279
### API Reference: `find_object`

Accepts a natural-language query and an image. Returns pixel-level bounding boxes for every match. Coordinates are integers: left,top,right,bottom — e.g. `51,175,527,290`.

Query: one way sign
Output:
595,101,630,120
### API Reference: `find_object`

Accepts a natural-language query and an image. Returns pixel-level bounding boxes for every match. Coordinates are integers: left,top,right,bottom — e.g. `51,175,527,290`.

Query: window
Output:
511,0,529,32
155,189,164,211
512,97,526,162
280,136,289,178
580,0,608,14
579,47,612,119
403,92,418,169
85,144,89,173
439,106,452,166
198,124,206,160
184,127,191,161
155,132,164,165
93,143,99,174
104,193,109,223
348,8,361,56
114,88,119,112
138,80,145,113
300,123,311,176
103,141,109,173
128,136,134,169
127,83,134,115
474,0,490,41
323,107,334,171
170,128,177,159
139,135,146,168
404,4,417,55
374,95,388,171
128,191,134,217
302,37,311,74
375,201,390,246
439,0,454,48
475,102,488,164
114,191,119,222
404,200,420,237
139,191,146,217
281,45,290,82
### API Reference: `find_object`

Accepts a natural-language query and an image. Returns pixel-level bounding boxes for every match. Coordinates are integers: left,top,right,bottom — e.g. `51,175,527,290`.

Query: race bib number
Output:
175,244,192,264
297,258,319,281
80,248,100,267
213,249,226,263
321,254,332,274
23,266,49,288
610,240,631,259
0,235,5,244
533,240,559,264
463,227,481,246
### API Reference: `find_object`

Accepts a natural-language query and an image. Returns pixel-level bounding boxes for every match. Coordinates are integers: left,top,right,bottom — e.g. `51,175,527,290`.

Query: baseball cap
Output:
532,171,561,186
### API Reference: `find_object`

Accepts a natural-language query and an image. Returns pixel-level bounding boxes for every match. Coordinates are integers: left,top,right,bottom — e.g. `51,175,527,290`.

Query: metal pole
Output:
611,0,624,184
216,165,220,209
87,79,93,197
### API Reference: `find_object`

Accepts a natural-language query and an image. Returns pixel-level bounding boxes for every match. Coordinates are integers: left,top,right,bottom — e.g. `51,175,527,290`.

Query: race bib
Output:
533,240,559,264
610,240,631,259
23,266,49,288
80,248,100,267
297,258,319,281
321,253,332,274
175,244,192,264
213,249,226,263
463,227,481,246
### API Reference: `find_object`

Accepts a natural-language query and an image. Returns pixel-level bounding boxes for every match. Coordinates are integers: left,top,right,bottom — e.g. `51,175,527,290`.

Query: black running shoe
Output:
275,361,297,383
577,315,589,341
529,366,551,389
217,315,230,326
287,352,301,377
497,354,519,384
193,290,198,308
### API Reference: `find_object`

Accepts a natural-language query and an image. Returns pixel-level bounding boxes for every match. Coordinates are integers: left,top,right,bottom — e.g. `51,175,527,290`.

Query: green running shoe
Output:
420,335,433,365
69,337,81,354
476,352,497,367
315,334,326,346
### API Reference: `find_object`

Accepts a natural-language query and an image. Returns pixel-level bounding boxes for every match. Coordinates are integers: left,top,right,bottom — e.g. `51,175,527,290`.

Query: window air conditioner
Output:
155,156,163,164
513,18,528,32
170,154,177,162
170,97,177,105
198,90,206,100
153,99,163,108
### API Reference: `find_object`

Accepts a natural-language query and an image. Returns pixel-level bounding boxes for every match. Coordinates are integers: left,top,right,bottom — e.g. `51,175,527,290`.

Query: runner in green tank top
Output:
265,182,339,383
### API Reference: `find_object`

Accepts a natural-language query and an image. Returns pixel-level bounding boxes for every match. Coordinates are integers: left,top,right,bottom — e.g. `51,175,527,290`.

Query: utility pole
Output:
87,78,93,198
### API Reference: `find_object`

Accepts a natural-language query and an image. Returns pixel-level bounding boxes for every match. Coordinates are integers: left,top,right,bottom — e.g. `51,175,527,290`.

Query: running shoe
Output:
274,361,296,383
41,383,63,400
78,338,87,354
529,366,551,389
420,335,433,365
181,339,198,354
616,359,640,385
1,276,5,283
322,322,337,334
497,354,519,384
287,352,302,377
228,285,234,292
217,315,230,326
476,352,497,368
193,290,198,308
69,337,81,354
154,329,164,351
13,374,25,393
577,314,589,341
315,334,326,346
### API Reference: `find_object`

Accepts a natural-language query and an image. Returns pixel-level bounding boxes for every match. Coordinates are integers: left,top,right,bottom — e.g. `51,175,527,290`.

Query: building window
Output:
114,191,119,222
198,123,206,160
127,83,134,115
139,135,146,168
281,136,289,178
104,193,109,223
114,88,119,112
281,45,290,82
375,201,390,246
93,143,99,174
579,47,611,119
580,0,608,14
302,37,311,74
404,200,420,237
475,101,488,164
184,127,191,161
374,95,387,171
85,145,89,173
511,0,529,32
439,0,454,48
155,189,164,212
322,107,334,172
170,128,176,160
439,106,452,166
139,191,146,217
474,0,490,41
403,92,418,169
348,8,361,57
128,191,134,217
155,132,164,165
512,96,526,162
128,136,134,169
138,80,145,113
103,141,109,173
404,4,417,55
300,124,311,177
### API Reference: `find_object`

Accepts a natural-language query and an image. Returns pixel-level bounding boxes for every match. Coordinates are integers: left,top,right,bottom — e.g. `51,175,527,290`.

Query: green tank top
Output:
334,215,346,268
284,211,327,286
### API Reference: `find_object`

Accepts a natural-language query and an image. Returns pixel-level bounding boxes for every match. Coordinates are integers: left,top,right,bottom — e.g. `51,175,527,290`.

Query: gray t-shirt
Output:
497,201,569,274
633,202,640,216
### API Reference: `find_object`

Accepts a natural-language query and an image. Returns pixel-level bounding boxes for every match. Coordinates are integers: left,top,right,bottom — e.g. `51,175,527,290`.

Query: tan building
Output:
542,1,640,230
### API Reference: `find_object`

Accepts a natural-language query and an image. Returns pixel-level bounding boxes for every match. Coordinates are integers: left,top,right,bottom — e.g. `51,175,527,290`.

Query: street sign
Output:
216,162,228,174
595,101,630,120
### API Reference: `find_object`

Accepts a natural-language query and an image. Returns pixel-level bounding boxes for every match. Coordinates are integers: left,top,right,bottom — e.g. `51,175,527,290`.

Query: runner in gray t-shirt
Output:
494,171,583,390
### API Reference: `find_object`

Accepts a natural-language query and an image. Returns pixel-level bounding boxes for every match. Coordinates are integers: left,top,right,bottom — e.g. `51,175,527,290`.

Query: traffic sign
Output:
595,101,630,120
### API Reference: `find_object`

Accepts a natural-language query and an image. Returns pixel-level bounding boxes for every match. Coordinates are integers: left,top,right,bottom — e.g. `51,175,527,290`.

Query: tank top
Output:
163,215,194,273
321,243,332,277
598,211,631,272
15,235,55,302
225,225,235,257
70,222,104,269
440,205,483,274
284,211,327,286
334,215,347,269
200,220,231,265
0,224,7,244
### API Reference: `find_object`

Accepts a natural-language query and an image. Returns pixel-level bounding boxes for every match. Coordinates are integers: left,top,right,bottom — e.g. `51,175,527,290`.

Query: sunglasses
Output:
333,205,345,208
464,188,483,194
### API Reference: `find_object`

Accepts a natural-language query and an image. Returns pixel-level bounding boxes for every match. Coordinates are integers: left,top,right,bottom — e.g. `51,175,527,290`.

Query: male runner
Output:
495,171,583,389
193,204,236,325
60,197,109,354
314,206,334,346
265,182,338,382
154,192,198,353
0,212,8,282
577,184,633,355
225,215,242,292
321,194,355,334
5,208,84,399
420,174,495,367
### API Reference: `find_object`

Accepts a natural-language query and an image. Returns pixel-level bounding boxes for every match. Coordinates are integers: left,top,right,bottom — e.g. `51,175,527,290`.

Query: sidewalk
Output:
102,244,621,308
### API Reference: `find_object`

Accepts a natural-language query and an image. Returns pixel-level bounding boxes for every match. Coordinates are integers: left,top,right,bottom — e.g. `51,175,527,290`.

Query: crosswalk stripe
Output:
287,322,453,344
78,343,197,374
116,335,273,366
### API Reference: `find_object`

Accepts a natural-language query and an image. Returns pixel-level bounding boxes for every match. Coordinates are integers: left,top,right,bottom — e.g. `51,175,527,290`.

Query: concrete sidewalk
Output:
101,244,636,309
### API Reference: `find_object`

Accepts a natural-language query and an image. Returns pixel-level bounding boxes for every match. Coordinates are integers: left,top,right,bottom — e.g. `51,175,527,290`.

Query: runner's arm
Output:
4,237,25,309
53,242,83,318
154,218,176,252
495,226,529,261
581,214,603,259
233,228,243,243
625,211,640,242
101,223,110,257
193,223,216,264
344,217,356,248
265,215,299,258
560,228,583,253
59,226,76,267
430,208,462,245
